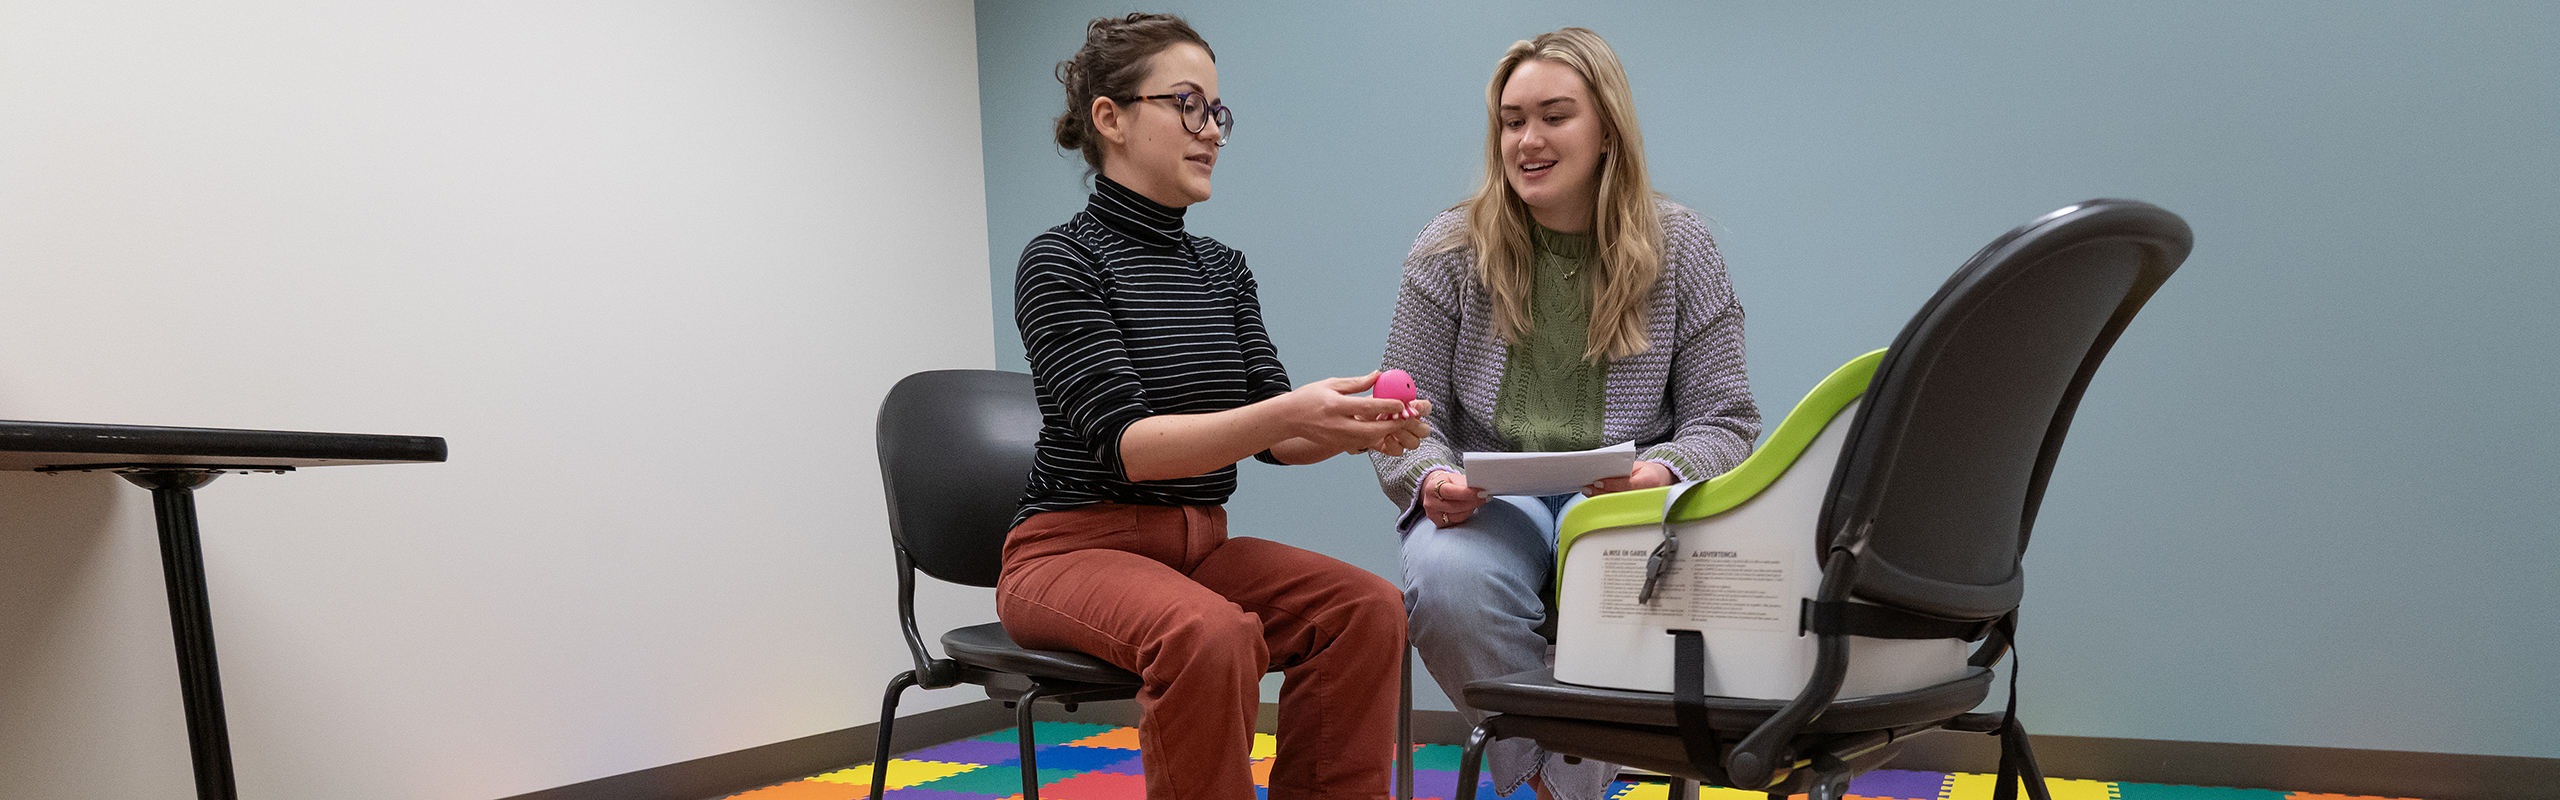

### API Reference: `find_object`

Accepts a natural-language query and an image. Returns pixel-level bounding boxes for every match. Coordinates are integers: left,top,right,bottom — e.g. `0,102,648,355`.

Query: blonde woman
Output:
1370,27,1761,800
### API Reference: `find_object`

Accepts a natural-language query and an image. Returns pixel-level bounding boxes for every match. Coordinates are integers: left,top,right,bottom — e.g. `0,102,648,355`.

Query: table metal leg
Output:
123,469,239,800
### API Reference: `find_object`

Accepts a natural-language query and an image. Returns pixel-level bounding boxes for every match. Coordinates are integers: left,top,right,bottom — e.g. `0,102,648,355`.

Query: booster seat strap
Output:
1800,600,1997,641
1641,480,1710,604
1667,629,1724,773
1987,614,2052,800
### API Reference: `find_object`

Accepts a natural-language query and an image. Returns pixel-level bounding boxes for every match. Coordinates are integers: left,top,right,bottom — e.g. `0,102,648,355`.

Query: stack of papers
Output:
1461,441,1639,497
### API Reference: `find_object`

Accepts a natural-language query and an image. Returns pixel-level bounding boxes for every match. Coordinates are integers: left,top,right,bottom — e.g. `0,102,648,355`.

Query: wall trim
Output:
1885,729,2558,800
491,701,1013,800
495,699,2556,800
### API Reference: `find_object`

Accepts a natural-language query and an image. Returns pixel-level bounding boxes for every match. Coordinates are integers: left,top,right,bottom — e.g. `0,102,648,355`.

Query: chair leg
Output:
1807,767,1853,800
1397,646,1414,800
2013,726,2054,800
1015,687,1046,800
873,670,918,800
1455,722,1494,800
1665,777,1693,800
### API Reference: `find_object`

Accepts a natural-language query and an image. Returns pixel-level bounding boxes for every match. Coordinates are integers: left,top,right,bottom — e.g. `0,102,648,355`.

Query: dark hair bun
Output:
1051,13,1212,174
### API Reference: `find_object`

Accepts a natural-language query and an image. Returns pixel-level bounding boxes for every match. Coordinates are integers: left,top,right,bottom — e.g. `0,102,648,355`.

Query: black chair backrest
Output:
1820,200,2193,621
877,369,1043,588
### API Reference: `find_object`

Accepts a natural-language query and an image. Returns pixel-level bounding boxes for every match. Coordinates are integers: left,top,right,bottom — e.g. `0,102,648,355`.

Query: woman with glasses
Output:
1369,27,1762,800
999,13,1427,800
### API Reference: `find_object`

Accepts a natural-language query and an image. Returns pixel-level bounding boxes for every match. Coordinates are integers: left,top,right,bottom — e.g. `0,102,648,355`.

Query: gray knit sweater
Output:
1370,201,1762,518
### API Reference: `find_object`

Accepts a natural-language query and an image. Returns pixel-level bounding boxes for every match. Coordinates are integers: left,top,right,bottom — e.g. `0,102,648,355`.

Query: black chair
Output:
1453,199,2194,800
871,369,1414,800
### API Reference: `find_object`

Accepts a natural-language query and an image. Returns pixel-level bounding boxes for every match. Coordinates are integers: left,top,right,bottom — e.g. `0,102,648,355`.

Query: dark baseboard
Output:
495,697,2558,800
492,700,1012,800
1884,729,2560,800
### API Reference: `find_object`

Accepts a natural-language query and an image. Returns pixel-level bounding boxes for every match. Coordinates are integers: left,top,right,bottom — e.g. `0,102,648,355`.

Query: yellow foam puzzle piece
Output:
1944,773,2116,800
808,760,981,790
1611,781,1773,800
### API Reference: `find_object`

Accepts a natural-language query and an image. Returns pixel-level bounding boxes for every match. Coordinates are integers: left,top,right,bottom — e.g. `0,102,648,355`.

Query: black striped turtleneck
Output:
1011,175,1292,525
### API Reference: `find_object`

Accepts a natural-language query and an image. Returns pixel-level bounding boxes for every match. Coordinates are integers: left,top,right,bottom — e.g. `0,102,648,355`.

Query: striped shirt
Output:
1012,176,1292,525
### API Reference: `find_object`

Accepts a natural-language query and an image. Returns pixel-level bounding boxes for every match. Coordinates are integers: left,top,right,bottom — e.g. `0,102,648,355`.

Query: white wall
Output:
0,2,994,798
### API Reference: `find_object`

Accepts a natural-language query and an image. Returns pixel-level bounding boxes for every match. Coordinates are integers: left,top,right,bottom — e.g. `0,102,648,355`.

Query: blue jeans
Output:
1401,493,1617,800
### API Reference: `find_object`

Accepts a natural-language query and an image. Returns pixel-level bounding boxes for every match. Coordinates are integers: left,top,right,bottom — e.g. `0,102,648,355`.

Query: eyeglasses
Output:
1115,91,1232,146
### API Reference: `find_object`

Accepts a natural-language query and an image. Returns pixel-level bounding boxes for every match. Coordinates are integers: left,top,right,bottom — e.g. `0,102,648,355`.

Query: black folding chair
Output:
1454,199,2194,800
872,369,1413,800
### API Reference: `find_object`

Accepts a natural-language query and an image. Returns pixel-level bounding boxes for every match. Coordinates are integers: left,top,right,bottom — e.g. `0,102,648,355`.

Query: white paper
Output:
1462,441,1639,497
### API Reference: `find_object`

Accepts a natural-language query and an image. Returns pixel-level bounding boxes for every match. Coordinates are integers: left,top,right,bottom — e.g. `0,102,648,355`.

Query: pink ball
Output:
1374,369,1417,402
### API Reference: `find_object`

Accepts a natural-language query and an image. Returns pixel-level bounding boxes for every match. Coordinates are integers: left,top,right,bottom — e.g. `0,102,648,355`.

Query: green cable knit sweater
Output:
1493,224,1606,453
1370,199,1761,518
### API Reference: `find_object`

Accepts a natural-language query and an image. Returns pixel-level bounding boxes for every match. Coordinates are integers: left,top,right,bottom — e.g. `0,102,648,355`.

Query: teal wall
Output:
974,1,2558,757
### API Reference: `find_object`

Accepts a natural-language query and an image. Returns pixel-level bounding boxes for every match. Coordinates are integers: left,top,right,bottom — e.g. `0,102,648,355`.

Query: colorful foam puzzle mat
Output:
717,723,2431,800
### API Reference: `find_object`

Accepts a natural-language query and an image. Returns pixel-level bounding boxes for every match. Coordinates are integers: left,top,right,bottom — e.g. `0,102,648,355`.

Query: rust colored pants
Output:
998,504,1405,800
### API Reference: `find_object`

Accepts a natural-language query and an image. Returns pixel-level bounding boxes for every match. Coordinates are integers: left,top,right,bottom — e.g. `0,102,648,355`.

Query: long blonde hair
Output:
1444,27,1664,362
